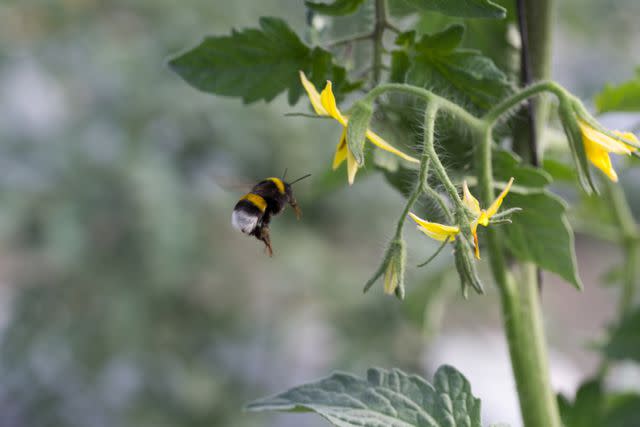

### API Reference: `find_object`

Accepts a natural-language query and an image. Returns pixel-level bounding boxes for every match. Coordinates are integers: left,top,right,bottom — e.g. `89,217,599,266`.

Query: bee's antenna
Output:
289,173,311,185
282,168,288,180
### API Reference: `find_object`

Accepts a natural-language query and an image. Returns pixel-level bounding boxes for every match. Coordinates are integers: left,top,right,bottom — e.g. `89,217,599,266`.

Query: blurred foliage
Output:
605,306,640,363
1,0,640,426
0,1,441,426
595,68,640,114
558,380,640,427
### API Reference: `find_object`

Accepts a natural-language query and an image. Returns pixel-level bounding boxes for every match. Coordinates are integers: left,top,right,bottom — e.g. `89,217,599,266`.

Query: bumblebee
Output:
231,174,310,256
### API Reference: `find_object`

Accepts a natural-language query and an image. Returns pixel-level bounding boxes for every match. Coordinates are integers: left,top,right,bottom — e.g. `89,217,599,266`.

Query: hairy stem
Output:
391,104,439,240
483,81,566,126
363,83,484,131
363,103,440,293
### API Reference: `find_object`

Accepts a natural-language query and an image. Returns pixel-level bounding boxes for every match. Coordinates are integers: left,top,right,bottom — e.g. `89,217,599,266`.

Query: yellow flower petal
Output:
332,129,348,170
584,136,618,182
486,177,514,218
299,71,328,116
409,212,459,242
462,181,482,217
319,81,347,126
365,130,419,164
579,122,633,155
346,149,358,185
383,262,397,295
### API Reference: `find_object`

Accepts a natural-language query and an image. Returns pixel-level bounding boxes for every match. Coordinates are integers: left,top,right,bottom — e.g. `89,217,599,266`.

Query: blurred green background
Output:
0,1,639,426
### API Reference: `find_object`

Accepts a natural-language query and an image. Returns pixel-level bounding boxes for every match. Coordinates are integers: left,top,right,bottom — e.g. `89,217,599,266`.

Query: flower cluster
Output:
409,178,514,259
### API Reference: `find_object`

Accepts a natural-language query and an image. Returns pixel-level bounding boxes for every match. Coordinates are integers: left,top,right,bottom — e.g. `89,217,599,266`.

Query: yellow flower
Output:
299,71,419,184
409,179,514,259
578,121,639,182
462,178,514,259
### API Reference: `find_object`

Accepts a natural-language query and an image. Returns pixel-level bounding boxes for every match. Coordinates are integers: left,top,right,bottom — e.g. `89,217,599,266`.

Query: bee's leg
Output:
257,225,273,256
289,196,302,219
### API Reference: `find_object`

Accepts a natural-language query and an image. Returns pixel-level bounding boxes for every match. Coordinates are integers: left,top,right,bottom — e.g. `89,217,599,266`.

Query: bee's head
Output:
284,181,294,198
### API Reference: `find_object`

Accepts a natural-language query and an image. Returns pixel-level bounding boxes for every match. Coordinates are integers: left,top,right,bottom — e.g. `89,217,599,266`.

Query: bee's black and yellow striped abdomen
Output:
240,193,267,212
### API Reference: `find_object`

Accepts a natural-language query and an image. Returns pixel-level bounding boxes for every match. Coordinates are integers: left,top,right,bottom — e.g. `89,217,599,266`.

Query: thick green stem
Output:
524,0,554,137
479,129,561,427
372,0,386,84
519,262,563,426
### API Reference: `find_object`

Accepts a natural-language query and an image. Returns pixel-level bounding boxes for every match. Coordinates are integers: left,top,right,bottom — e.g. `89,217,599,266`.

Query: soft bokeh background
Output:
0,0,639,426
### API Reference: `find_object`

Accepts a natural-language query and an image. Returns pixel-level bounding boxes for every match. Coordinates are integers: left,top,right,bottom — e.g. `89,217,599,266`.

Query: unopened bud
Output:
453,237,484,296
383,239,406,298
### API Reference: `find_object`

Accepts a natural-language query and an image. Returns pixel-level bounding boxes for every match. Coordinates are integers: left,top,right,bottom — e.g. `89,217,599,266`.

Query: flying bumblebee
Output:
231,173,310,256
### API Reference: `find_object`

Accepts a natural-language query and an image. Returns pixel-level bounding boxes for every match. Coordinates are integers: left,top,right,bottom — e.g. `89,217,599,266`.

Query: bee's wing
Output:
211,174,255,193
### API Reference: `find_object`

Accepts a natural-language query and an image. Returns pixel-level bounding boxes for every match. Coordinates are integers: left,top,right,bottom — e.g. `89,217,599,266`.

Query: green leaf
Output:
605,392,640,427
542,159,576,182
605,306,640,362
401,0,506,19
494,149,551,189
305,0,367,16
247,365,490,427
502,189,583,289
415,24,465,53
168,17,353,104
390,50,411,83
394,30,417,48
559,379,640,427
403,26,513,110
595,69,640,113
558,380,605,427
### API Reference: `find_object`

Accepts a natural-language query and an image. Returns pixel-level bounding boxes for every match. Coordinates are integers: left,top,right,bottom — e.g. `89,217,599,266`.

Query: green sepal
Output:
346,100,373,166
558,99,597,194
573,98,640,149
453,236,484,296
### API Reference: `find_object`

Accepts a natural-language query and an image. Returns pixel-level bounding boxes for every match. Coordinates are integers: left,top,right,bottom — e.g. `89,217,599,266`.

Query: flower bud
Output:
453,237,484,296
363,238,407,299
383,239,406,298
